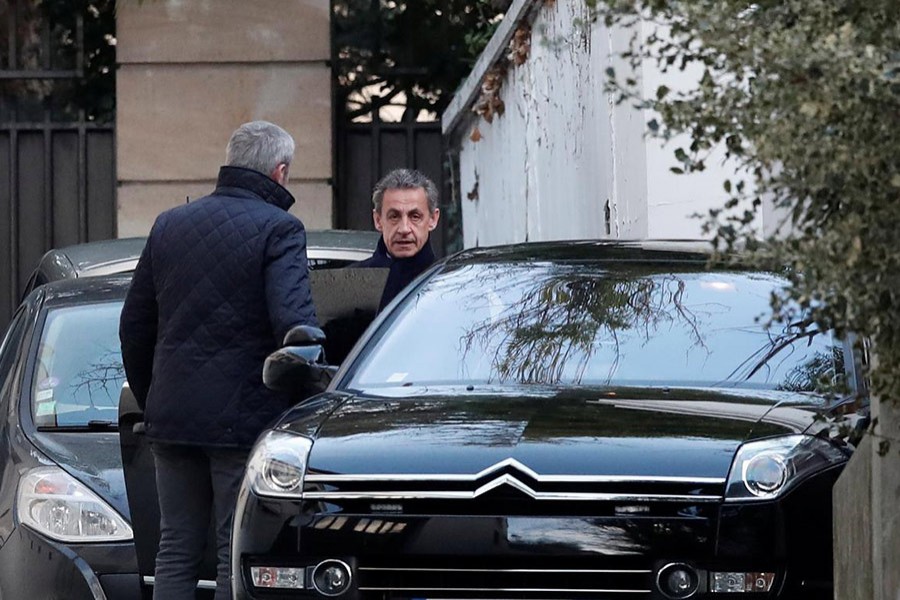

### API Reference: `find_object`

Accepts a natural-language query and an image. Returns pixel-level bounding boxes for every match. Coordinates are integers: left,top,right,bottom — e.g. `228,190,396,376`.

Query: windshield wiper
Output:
37,420,118,432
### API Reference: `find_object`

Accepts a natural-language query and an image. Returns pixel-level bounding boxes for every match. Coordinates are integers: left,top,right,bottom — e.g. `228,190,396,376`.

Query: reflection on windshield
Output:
32,302,124,427
350,264,844,392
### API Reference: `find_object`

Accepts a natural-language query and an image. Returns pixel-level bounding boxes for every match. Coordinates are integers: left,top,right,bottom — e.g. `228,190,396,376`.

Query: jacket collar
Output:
214,166,295,211
371,237,392,263
375,237,436,311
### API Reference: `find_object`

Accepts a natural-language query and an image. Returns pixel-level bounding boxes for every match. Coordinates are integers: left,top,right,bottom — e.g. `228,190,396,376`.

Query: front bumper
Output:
232,468,840,600
0,525,141,600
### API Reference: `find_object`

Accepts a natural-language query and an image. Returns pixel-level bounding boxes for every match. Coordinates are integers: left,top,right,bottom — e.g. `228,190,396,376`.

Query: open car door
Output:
118,267,388,598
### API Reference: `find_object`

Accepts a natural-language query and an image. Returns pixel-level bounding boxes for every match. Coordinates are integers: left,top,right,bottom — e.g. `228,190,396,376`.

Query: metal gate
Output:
330,0,450,255
0,2,116,327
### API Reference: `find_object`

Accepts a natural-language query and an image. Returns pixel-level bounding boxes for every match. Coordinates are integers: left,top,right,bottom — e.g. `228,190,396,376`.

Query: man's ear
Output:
373,209,383,232
428,208,441,231
270,163,289,185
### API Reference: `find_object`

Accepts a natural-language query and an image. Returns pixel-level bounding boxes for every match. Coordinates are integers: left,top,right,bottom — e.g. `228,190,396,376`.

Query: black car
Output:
0,232,382,599
0,276,138,599
228,241,867,600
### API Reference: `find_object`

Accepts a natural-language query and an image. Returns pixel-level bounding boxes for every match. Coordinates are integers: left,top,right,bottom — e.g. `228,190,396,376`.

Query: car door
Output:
118,267,388,595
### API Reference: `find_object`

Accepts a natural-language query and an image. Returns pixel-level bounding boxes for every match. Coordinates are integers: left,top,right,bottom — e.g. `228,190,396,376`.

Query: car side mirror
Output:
283,325,326,347
264,339,337,396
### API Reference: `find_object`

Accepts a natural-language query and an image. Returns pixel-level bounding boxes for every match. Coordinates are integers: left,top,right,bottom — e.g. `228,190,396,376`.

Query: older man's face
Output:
374,187,440,258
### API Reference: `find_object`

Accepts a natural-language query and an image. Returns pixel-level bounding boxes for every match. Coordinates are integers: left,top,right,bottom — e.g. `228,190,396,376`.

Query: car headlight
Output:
725,434,848,501
16,466,133,543
245,430,313,498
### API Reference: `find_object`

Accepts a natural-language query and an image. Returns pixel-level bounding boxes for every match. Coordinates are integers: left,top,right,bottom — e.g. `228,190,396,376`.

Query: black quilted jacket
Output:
119,166,318,448
354,237,436,311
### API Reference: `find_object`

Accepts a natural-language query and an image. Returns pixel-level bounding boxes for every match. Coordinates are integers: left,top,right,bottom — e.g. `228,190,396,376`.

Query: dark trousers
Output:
150,442,249,600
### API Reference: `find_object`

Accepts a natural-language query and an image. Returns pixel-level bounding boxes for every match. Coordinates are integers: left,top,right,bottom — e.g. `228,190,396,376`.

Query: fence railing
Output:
0,124,115,326
1,5,116,328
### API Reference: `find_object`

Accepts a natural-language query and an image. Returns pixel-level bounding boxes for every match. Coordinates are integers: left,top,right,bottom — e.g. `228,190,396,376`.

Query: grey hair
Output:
225,121,295,176
372,168,439,214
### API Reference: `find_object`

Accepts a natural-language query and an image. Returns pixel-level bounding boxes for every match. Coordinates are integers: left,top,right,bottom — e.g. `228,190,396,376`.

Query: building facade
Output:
116,0,334,237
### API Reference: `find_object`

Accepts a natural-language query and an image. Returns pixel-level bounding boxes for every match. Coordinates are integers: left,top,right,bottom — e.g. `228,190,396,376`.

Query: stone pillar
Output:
115,0,333,237
834,396,900,600
871,398,900,600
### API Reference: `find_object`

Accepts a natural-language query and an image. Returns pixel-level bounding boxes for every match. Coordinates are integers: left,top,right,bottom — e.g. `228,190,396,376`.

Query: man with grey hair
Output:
120,120,317,600
355,168,441,311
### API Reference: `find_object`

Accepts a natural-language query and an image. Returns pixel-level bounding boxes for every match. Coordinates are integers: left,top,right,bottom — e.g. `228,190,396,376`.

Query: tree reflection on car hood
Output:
287,386,826,479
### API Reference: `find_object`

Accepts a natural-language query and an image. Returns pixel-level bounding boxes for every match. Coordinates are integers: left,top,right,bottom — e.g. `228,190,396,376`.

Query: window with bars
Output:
0,0,115,125
0,1,117,329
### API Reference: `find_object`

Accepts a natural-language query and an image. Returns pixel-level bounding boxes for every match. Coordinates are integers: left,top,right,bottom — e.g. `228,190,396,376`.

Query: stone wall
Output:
834,398,900,600
116,0,332,237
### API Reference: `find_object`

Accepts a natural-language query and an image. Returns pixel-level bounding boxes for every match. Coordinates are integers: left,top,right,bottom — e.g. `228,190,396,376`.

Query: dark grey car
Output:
21,230,381,298
0,276,138,599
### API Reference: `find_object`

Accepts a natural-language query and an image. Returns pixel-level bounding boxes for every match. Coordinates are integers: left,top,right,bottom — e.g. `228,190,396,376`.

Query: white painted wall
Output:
457,1,637,248
448,1,763,247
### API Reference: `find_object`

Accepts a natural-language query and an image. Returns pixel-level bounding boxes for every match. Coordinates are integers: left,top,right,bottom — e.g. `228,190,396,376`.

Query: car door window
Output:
309,269,388,365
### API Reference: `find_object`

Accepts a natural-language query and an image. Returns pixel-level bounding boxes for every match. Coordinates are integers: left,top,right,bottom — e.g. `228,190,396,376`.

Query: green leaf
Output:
596,0,900,406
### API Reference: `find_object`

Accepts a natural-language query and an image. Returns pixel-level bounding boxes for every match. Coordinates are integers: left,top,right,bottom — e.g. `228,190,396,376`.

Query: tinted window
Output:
348,263,844,392
31,302,124,427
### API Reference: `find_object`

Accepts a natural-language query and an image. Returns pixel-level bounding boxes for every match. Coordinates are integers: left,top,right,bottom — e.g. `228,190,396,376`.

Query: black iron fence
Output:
0,3,116,328
0,124,116,324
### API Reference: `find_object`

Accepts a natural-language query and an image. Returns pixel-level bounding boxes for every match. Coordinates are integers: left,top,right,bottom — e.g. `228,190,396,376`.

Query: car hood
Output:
291,387,826,479
31,431,130,520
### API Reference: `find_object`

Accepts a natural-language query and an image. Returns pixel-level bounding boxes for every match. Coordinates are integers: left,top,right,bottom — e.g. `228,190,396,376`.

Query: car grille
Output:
303,459,724,517
356,557,654,599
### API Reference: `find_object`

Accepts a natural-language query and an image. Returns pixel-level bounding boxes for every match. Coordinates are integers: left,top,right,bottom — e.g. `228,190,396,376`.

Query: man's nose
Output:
397,216,413,233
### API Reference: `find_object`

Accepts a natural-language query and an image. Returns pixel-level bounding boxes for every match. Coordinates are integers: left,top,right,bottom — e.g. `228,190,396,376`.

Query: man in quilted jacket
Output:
119,121,317,600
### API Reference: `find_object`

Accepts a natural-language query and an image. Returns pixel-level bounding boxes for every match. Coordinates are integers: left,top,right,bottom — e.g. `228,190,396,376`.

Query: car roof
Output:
41,230,379,278
446,239,715,265
31,229,381,307
40,237,147,279
37,274,132,309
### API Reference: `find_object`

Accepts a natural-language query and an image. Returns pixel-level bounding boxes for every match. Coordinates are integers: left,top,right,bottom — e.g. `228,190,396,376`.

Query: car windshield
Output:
348,262,846,393
31,302,125,427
